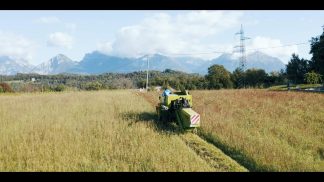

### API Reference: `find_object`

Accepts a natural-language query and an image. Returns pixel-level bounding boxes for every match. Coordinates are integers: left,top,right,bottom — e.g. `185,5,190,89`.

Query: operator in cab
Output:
162,88,171,97
161,88,172,105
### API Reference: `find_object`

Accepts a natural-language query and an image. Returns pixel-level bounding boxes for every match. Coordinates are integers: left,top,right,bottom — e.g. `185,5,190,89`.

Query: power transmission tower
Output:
234,24,250,88
146,55,149,92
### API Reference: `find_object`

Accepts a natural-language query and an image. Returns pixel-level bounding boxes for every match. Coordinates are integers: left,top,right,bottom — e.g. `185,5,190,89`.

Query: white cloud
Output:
47,32,73,49
98,11,243,59
36,16,61,24
0,31,37,62
97,41,113,54
247,36,298,63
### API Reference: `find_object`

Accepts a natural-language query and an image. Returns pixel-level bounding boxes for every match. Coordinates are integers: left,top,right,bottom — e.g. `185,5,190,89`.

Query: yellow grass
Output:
3,89,320,171
191,89,324,171
0,90,215,171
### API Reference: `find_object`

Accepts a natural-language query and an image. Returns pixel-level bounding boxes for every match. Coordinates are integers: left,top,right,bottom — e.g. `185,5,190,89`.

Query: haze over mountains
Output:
0,51,286,75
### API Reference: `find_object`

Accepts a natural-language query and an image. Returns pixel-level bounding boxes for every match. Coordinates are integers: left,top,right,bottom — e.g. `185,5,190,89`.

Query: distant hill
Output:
0,51,286,75
68,51,136,74
31,54,78,75
198,51,286,74
68,52,200,74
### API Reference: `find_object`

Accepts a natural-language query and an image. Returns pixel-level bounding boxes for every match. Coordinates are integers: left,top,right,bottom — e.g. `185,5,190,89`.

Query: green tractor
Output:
156,89,200,131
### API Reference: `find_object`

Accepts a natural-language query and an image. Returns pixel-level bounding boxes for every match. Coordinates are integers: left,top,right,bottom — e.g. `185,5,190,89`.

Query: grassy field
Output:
2,89,323,171
191,89,324,171
0,90,219,172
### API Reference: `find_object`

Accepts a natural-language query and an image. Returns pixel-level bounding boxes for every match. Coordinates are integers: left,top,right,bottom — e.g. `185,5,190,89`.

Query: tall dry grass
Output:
191,89,324,171
0,90,213,171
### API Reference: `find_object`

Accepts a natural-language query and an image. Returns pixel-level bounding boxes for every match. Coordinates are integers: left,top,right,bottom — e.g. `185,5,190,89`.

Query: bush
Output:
0,83,14,93
84,81,103,91
304,71,322,84
52,84,65,92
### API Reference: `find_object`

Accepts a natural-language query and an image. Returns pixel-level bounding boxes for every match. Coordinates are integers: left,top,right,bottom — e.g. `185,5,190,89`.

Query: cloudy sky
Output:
1,10,324,65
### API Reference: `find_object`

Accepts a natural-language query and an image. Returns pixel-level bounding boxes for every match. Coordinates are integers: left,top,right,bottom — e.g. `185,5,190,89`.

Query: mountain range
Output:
0,51,286,75
0,56,33,75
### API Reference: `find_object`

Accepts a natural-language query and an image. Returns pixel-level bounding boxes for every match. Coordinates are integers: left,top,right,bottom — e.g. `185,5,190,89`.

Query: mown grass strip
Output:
179,132,248,172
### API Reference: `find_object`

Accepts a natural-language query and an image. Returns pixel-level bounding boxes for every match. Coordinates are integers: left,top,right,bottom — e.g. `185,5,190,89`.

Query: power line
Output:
162,50,230,56
246,42,308,52
142,42,308,57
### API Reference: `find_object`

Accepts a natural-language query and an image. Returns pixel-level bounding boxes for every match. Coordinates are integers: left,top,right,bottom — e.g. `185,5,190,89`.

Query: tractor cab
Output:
159,89,192,107
156,88,200,130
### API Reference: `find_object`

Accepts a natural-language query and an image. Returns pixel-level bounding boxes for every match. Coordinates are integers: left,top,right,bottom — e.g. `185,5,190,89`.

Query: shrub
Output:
304,71,322,84
84,81,103,91
0,83,14,93
52,84,66,92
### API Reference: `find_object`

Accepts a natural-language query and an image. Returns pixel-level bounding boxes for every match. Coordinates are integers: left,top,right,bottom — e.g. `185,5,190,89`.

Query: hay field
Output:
191,89,324,171
0,90,215,171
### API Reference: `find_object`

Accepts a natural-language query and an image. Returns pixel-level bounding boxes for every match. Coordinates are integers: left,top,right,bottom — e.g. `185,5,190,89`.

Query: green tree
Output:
270,70,286,85
286,54,309,84
206,64,233,89
245,68,267,88
231,68,245,88
304,71,322,84
309,30,324,76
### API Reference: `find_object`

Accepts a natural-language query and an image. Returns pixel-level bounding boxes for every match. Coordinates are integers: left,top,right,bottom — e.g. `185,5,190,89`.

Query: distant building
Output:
31,78,35,82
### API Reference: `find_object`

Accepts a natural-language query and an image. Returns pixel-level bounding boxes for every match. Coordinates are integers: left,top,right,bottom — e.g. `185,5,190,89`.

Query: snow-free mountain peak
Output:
31,54,77,75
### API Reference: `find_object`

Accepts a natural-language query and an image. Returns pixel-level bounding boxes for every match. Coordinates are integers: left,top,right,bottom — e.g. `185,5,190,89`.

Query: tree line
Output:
0,67,287,92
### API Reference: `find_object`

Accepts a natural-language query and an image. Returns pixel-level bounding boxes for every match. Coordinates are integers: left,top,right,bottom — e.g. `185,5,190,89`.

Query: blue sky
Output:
0,10,323,65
